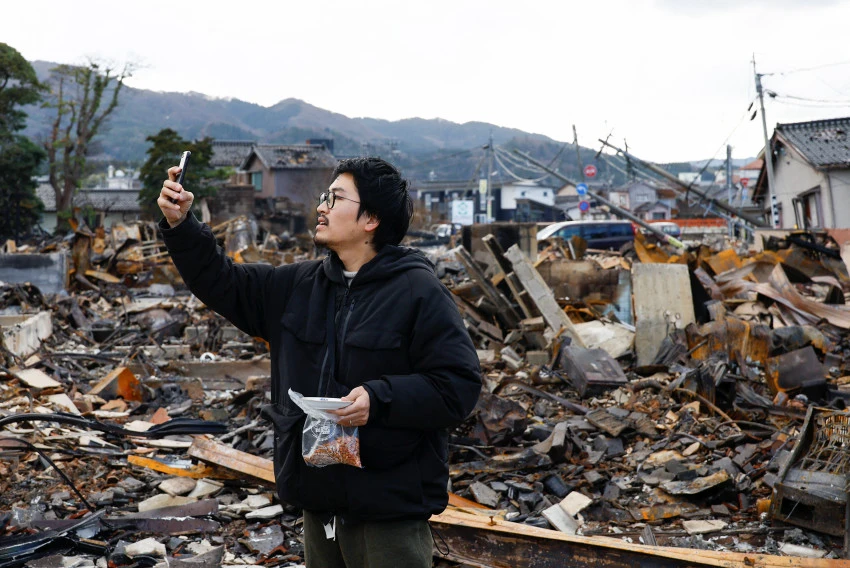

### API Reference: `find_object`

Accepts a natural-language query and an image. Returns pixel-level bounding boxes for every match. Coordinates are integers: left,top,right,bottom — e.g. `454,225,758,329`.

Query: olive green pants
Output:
303,510,433,568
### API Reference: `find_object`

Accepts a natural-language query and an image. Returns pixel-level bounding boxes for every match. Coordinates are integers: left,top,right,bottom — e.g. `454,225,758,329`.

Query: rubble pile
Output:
0,223,850,566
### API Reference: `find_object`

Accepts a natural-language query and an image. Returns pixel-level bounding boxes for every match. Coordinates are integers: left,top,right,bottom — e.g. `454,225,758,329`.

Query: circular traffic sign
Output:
578,200,590,212
576,183,588,196
584,164,597,178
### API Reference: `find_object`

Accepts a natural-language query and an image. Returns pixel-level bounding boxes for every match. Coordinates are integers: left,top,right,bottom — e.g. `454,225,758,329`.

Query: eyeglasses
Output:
318,190,360,209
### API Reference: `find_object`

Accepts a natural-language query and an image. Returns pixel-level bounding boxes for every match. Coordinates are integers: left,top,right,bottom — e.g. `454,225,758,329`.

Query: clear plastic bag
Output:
288,389,363,468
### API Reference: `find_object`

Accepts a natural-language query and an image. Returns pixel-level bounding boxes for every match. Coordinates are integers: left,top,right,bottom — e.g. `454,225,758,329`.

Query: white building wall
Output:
828,170,850,227
772,145,826,228
500,183,555,210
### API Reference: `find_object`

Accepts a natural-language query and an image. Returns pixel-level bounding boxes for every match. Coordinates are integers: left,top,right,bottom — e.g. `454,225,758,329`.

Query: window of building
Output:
251,171,263,192
796,187,822,229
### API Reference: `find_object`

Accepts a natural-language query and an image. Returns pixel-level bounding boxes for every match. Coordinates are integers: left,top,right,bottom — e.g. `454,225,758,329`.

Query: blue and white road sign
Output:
576,183,588,196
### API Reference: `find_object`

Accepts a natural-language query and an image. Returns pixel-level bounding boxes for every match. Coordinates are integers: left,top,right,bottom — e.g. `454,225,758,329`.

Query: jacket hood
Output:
322,245,435,286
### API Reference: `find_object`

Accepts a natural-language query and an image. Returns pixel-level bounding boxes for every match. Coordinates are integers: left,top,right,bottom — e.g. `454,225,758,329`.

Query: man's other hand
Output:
330,386,370,427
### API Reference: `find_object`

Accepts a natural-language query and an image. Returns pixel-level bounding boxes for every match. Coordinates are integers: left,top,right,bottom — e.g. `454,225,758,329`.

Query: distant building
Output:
617,181,658,209
606,190,630,210
752,117,850,228
240,144,337,205
36,166,144,232
306,138,335,153
498,181,557,222
633,200,673,221
36,184,142,233
415,180,484,225
678,172,700,185
210,140,256,185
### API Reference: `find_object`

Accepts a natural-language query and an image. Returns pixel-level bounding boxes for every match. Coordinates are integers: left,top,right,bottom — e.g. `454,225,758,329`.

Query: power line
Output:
493,150,550,183
494,146,549,174
601,153,659,185
770,96,850,109
772,59,850,76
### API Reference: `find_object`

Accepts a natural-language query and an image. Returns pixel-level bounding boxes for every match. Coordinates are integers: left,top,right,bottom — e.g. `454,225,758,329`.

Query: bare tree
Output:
43,61,132,217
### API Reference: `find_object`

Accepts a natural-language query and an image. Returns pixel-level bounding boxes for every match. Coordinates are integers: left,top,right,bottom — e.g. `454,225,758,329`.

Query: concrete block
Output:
15,367,60,389
559,491,593,516
632,263,695,366
0,311,53,358
0,253,69,295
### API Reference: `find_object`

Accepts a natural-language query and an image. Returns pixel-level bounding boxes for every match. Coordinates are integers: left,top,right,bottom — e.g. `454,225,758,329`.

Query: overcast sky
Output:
4,0,850,164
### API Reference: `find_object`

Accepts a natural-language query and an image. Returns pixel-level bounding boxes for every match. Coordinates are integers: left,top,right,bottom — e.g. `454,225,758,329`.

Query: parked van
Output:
536,220,635,251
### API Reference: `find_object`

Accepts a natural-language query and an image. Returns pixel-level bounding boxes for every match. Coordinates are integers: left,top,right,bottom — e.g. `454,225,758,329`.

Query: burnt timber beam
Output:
429,510,850,568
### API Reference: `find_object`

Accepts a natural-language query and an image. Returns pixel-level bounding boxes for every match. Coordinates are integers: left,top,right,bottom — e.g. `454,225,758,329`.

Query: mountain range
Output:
21,60,720,184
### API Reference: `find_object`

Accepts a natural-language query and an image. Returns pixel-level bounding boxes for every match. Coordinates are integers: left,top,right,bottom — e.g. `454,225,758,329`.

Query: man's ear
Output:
364,213,380,233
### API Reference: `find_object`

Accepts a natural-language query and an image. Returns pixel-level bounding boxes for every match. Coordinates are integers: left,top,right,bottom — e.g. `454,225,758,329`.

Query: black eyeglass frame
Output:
318,190,360,209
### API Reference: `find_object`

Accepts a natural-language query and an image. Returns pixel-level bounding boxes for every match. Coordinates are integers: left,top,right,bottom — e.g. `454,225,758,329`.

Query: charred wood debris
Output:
0,219,850,566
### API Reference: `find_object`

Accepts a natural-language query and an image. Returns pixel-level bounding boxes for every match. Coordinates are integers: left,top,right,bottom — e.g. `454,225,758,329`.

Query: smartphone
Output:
171,151,191,203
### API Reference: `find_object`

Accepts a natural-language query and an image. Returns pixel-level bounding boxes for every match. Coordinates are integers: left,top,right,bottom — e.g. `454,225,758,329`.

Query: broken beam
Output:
503,245,586,347
187,436,275,486
429,509,850,568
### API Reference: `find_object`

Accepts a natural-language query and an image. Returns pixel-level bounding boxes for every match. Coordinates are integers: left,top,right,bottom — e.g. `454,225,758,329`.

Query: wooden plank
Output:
482,235,540,318
187,436,275,485
503,245,586,347
127,455,242,480
481,234,515,275
632,263,695,367
429,509,850,568
508,276,539,318
452,246,521,328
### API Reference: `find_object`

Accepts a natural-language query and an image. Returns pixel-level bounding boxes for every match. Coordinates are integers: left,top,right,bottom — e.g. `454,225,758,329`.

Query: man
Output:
158,157,481,568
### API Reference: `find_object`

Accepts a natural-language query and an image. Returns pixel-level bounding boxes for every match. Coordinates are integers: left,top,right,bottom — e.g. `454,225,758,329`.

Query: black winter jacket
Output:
160,214,482,522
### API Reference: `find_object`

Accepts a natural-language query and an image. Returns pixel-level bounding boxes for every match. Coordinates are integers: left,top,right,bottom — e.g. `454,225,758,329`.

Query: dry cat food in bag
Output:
288,389,363,468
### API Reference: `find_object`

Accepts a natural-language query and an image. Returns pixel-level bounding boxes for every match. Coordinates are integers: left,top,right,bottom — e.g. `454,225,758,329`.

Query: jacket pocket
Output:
260,404,305,507
344,329,402,349
342,329,408,381
359,425,423,470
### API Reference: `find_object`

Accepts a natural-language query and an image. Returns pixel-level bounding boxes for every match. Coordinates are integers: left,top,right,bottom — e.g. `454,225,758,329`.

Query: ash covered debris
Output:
1,222,850,566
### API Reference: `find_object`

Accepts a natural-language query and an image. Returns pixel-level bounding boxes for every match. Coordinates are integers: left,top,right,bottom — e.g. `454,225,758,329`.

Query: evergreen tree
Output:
138,129,228,218
0,43,46,239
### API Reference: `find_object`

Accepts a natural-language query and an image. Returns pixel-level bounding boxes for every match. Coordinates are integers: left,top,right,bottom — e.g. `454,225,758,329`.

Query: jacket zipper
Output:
319,286,356,396
328,297,356,394
317,286,346,397
340,298,356,351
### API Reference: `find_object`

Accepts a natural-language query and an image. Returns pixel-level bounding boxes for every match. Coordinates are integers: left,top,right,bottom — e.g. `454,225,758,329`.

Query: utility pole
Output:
597,139,767,230
486,131,493,223
573,125,584,180
754,56,779,228
573,125,586,219
515,149,686,249
726,144,733,237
